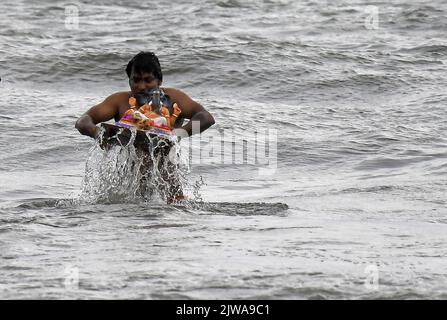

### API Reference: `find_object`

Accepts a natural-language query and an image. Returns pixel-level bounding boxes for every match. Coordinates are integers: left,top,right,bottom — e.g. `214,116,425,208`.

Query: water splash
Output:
79,127,200,205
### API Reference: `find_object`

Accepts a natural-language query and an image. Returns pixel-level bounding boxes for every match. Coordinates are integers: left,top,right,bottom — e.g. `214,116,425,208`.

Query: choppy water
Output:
1,0,447,299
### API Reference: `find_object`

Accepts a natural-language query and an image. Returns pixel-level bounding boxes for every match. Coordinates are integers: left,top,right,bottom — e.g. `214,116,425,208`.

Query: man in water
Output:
75,51,215,202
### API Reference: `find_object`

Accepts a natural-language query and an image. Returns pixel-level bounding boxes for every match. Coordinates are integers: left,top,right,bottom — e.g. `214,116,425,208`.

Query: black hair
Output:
125,51,163,82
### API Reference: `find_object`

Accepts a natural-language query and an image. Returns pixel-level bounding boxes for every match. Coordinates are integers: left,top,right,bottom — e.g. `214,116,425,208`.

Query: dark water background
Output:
1,0,447,299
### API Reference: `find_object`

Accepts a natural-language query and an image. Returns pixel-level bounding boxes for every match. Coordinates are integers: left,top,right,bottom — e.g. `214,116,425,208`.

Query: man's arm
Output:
75,93,121,138
166,88,215,137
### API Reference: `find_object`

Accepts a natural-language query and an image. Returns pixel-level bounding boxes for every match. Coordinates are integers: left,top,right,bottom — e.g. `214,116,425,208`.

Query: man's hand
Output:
178,110,215,137
75,114,100,138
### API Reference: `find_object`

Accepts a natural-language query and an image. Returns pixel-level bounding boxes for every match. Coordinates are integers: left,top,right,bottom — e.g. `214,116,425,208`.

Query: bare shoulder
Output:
106,91,131,104
163,87,190,102
162,87,204,119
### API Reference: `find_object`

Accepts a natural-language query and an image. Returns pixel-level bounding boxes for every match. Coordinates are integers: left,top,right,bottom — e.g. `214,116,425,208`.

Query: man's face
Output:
129,68,160,94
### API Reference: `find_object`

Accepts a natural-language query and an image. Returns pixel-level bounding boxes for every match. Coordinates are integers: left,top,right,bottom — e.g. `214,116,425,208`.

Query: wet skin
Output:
75,68,215,202
75,69,215,138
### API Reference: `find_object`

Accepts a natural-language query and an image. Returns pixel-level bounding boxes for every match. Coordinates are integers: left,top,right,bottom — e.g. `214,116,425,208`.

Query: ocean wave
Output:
354,155,436,171
397,44,447,56
305,73,409,90
186,201,289,216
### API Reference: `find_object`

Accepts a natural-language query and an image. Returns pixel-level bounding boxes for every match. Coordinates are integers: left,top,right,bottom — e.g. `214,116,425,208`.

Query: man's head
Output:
126,51,163,94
